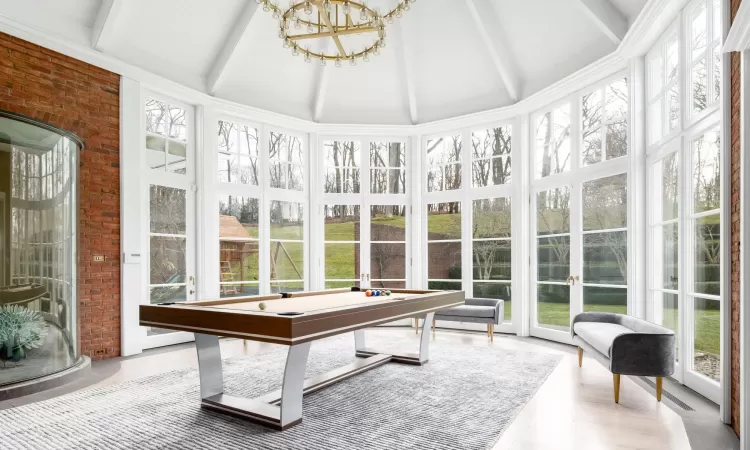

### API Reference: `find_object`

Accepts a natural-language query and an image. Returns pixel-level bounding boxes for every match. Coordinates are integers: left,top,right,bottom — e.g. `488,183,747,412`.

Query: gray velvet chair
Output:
425,298,504,341
572,312,675,403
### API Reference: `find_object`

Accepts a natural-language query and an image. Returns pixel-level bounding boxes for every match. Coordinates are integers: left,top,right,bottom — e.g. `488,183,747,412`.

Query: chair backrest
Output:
616,314,675,335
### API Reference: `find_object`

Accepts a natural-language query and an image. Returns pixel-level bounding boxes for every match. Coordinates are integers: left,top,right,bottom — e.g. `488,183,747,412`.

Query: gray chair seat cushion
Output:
573,322,632,356
435,305,496,319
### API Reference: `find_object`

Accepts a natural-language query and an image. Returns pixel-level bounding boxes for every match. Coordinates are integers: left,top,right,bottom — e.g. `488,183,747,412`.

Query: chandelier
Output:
255,0,415,66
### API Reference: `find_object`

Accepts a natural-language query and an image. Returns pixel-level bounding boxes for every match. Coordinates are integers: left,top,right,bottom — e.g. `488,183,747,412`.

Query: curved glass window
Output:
0,111,82,386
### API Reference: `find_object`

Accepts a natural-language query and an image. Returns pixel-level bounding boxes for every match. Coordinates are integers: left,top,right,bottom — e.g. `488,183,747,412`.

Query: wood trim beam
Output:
571,0,628,45
206,1,261,94
464,0,522,102
91,0,123,51
392,21,418,124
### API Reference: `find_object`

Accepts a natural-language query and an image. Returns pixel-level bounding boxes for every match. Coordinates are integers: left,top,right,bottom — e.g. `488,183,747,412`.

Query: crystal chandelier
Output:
255,0,415,66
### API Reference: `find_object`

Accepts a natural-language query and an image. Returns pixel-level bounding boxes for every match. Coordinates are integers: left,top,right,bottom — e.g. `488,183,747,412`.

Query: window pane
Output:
655,291,679,338
473,241,511,280
428,243,462,280
427,135,462,165
147,135,166,170
371,243,406,281
372,280,405,289
239,125,258,157
537,187,570,235
324,141,361,194
583,286,627,315
473,197,511,238
324,204,360,241
668,83,680,132
150,185,186,234
667,35,679,83
537,236,570,282
582,129,602,166
583,173,627,231
695,214,720,296
691,3,707,59
445,163,461,191
325,243,359,280
219,195,259,234
693,129,721,212
694,297,720,381
145,98,167,134
536,105,571,178
649,99,663,145
271,281,304,293
583,231,627,285
692,58,708,113
270,201,304,240
663,223,679,290
428,202,461,239
582,89,602,130
370,142,405,168
649,50,664,95
270,241,304,280
167,106,186,140
713,44,721,103
605,79,628,160
371,205,406,241
661,153,679,221
428,281,461,291
473,282,512,321
471,126,511,186
150,285,186,304
537,284,570,330
150,236,186,285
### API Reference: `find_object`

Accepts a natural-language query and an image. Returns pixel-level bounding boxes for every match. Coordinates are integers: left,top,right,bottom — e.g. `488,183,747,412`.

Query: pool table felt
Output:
201,292,408,314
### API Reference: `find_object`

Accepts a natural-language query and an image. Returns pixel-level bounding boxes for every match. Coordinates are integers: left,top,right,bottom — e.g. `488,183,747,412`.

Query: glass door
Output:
321,139,409,292
143,95,196,349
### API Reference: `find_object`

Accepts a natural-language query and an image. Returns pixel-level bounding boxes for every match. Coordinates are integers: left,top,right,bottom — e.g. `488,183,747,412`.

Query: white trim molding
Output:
724,0,750,52
91,0,123,51
572,0,628,44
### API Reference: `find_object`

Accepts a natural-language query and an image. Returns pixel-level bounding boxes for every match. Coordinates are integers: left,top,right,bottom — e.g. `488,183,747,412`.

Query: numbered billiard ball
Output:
258,302,267,311
365,290,372,297
385,290,391,296
374,290,381,296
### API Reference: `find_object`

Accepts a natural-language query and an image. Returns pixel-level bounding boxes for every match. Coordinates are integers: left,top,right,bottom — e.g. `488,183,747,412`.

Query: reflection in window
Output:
269,132,304,191
426,135,462,192
217,120,258,185
427,202,461,289
472,198,511,321
145,98,188,174
582,79,628,166
270,201,304,292
535,105,570,178
324,141,360,194
370,142,406,194
472,126,511,187
647,31,680,145
218,195,259,298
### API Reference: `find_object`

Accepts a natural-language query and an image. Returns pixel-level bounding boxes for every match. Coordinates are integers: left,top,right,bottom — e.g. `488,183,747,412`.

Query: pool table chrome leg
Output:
195,333,223,399
279,342,312,427
354,312,435,365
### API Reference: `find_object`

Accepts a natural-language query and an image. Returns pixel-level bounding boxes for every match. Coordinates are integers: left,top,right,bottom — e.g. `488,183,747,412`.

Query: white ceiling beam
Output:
91,0,123,51
464,0,522,102
392,21,418,125
206,1,260,95
571,0,628,45
312,41,335,122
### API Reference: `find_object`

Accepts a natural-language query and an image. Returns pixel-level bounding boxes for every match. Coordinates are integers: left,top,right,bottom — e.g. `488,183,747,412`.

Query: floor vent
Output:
637,376,695,411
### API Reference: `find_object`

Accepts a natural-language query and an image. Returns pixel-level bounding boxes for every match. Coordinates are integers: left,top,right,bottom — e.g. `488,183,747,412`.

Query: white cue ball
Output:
258,302,267,311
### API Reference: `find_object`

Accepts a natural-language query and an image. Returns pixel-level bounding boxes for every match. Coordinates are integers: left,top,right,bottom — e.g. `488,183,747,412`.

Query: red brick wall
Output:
0,32,121,361
730,0,742,436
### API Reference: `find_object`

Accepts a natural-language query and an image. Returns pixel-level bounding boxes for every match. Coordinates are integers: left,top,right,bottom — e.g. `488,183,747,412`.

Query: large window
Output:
370,142,406,194
646,0,723,401
581,79,628,166
324,140,360,194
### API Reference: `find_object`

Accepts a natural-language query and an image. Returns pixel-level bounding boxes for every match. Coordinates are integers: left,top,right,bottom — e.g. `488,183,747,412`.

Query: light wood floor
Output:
0,328,692,450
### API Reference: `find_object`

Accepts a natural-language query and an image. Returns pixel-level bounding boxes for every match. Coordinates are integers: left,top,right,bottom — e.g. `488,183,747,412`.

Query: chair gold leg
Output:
414,318,419,334
656,377,663,402
490,324,494,342
613,374,621,403
432,318,436,333
577,347,583,367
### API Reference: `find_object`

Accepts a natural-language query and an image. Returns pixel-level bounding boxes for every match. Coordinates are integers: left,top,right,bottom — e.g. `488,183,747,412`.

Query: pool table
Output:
139,287,464,430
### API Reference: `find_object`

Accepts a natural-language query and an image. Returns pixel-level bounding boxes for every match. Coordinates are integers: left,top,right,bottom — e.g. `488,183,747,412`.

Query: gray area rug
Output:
0,333,561,450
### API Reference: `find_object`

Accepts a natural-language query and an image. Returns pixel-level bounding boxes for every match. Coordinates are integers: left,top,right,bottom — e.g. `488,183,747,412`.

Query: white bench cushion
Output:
435,305,495,318
573,322,632,356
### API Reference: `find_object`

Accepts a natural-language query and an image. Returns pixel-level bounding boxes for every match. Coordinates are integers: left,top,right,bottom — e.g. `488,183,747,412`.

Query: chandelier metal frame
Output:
255,0,415,65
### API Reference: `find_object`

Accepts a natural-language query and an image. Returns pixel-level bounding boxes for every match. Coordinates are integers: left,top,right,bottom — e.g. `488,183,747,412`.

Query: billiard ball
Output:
374,290,380,296
385,290,391,296
258,302,267,311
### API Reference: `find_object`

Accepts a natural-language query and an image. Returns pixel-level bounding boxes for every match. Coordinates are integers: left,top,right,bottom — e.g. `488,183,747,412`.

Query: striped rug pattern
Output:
0,333,560,450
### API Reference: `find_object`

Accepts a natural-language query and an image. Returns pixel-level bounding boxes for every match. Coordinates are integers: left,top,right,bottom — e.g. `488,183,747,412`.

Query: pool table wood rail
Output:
139,289,463,346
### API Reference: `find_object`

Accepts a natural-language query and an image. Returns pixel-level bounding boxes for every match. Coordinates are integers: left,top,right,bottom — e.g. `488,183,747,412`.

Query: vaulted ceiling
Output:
0,0,649,124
